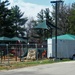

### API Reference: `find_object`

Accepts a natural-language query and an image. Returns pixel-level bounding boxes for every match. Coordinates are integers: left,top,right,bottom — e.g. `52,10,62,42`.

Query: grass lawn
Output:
0,59,72,70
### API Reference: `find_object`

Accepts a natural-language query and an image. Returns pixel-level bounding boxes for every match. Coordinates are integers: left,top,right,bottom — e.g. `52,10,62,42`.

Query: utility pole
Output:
51,0,63,60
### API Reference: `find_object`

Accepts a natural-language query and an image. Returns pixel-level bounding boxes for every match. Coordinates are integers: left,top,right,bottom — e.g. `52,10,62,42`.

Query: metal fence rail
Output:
0,44,47,65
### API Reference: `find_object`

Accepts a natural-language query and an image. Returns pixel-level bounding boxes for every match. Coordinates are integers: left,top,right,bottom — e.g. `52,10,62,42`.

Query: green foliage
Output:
10,5,28,37
51,2,75,35
37,9,44,22
0,0,28,37
36,8,53,41
68,2,75,35
52,3,70,35
0,0,13,37
44,8,53,38
0,59,71,70
36,2,75,38
9,53,14,57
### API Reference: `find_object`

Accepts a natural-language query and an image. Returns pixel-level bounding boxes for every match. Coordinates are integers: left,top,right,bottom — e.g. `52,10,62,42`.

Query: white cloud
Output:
8,0,52,19
20,3,51,19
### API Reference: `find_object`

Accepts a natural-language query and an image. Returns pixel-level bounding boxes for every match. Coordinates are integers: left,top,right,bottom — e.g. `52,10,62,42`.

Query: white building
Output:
47,34,75,59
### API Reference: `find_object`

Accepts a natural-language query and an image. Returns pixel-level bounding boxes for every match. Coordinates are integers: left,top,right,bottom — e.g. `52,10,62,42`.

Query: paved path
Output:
0,61,75,75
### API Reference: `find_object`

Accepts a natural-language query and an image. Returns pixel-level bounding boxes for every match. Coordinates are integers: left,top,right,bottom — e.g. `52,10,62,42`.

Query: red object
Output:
42,50,46,56
11,49,16,54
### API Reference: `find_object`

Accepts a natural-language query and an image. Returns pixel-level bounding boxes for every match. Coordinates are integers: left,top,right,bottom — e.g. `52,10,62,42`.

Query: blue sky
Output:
1,0,75,19
23,0,50,6
64,0,75,4
23,0,75,5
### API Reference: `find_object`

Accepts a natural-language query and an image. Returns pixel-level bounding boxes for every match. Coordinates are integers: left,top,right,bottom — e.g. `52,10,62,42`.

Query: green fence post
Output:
6,44,9,65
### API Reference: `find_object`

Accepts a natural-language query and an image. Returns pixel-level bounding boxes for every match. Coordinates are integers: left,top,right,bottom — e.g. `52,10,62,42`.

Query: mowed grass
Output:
0,59,71,70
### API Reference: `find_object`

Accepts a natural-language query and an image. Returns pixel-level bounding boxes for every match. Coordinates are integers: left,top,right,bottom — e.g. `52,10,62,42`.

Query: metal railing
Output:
0,43,47,65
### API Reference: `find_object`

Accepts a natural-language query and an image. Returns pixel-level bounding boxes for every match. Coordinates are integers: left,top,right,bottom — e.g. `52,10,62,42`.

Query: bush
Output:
9,53,14,57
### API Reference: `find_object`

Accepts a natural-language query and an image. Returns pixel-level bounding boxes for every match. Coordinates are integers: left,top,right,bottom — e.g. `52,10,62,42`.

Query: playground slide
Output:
19,50,28,58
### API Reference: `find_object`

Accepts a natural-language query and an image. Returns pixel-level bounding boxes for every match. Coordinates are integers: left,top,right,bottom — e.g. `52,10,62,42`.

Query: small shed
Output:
47,34,75,59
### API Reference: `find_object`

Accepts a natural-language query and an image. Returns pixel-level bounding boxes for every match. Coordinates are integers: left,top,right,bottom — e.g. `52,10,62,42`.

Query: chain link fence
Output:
0,43,47,65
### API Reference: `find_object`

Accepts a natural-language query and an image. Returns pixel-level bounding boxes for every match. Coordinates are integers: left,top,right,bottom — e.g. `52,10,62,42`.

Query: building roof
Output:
0,36,11,41
52,34,75,40
34,21,48,29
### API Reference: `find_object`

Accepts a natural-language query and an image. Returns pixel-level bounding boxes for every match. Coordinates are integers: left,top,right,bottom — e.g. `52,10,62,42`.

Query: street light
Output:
50,0,63,60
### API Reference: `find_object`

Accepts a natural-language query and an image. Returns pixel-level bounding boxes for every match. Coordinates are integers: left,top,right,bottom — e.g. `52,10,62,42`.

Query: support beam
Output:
50,0,63,60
